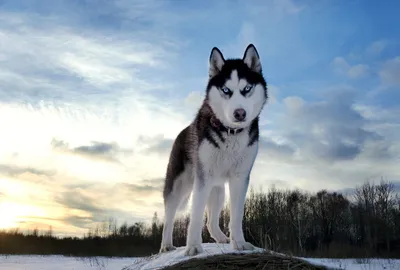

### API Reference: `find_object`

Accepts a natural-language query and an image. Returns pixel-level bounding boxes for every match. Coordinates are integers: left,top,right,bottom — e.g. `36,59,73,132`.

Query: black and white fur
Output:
160,44,268,256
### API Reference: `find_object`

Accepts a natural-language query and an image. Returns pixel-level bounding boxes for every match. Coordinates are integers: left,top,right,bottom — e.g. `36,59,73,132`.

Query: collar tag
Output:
228,128,237,135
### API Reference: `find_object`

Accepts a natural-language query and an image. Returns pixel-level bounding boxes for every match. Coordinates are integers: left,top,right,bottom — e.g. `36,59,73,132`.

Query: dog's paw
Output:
184,244,203,256
231,240,255,251
159,244,176,253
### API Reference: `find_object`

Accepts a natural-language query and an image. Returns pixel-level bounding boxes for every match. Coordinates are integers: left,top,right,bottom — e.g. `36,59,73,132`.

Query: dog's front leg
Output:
185,175,211,256
228,174,255,251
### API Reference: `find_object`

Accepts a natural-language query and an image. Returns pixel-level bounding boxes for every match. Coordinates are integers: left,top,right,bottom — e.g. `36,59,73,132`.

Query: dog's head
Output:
206,44,268,129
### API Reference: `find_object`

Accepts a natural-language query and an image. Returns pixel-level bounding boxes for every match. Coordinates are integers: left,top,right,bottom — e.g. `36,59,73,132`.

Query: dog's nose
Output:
233,108,246,121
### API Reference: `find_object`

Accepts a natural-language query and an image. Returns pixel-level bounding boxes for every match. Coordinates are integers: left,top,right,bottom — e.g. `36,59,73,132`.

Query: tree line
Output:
0,179,399,258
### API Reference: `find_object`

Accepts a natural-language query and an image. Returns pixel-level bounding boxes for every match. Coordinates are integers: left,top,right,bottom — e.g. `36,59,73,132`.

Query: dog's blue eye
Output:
221,87,230,94
244,85,253,92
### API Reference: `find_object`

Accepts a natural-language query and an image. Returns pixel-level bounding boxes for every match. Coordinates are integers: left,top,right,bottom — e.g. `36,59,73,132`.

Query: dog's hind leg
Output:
160,191,179,253
206,185,230,244
160,171,193,253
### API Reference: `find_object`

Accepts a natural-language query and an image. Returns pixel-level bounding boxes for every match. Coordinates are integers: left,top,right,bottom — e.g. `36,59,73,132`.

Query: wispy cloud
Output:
51,139,133,164
279,88,383,162
379,56,400,87
138,135,174,156
331,57,369,79
0,164,55,180
366,40,388,56
0,10,178,105
54,180,164,229
273,0,307,14
250,82,400,192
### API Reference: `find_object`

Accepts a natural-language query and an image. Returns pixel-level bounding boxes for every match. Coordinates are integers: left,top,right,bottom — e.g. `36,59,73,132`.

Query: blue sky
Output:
0,0,399,236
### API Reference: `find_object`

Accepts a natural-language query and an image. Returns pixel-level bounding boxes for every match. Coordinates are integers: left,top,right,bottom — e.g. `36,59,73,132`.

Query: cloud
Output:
379,56,400,86
247,81,400,193
63,216,97,230
331,57,369,79
54,179,164,230
0,164,55,180
56,190,105,217
274,0,306,14
347,64,369,79
74,143,120,156
353,104,400,161
0,8,180,106
227,22,258,56
266,85,279,105
137,135,174,156
115,180,164,196
258,137,296,161
366,40,388,56
184,91,204,109
245,0,306,16
0,173,165,233
283,96,304,113
51,139,133,163
331,57,351,73
139,178,164,190
278,88,386,163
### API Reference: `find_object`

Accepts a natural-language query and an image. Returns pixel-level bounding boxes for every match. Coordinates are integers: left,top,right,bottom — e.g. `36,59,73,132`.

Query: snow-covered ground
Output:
302,257,400,270
0,243,399,270
124,243,266,270
0,254,134,270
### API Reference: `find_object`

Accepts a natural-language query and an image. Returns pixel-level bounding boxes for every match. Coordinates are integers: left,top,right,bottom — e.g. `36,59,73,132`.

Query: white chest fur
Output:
198,131,258,183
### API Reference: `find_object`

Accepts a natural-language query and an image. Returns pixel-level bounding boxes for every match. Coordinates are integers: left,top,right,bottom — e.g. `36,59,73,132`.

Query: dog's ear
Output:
209,47,225,78
243,44,262,73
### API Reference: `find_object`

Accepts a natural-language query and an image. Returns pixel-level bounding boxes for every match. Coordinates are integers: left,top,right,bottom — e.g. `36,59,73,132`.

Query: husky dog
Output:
160,44,268,256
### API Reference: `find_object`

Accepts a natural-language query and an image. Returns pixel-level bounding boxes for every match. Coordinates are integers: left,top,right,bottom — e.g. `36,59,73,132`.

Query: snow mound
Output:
123,243,267,270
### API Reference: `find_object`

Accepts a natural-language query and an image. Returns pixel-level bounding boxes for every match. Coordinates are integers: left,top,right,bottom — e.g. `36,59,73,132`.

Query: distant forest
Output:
1,179,399,258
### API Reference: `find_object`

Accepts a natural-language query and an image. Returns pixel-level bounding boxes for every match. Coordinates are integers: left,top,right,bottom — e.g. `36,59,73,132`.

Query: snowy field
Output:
1,243,399,270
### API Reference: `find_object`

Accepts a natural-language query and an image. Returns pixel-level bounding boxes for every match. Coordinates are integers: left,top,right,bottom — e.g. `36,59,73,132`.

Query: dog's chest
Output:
198,132,255,178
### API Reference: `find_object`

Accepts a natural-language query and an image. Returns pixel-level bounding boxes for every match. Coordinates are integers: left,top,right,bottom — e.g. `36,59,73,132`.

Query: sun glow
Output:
0,201,43,229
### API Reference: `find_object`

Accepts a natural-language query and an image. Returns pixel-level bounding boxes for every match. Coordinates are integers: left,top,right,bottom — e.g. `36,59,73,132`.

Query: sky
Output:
0,0,399,236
